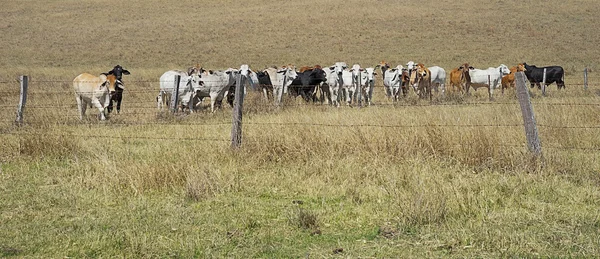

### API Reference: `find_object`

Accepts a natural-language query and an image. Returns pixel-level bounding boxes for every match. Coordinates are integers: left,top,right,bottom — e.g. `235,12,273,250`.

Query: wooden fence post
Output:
231,74,245,149
584,68,588,90
15,75,28,126
515,72,542,156
357,70,363,108
541,68,547,96
170,75,181,114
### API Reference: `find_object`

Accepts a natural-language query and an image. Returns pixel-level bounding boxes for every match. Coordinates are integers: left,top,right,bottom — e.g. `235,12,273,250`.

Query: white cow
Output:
193,68,237,112
73,73,117,120
321,62,348,107
428,66,447,95
406,61,420,92
264,65,298,105
381,63,406,101
157,70,201,111
224,65,260,106
466,64,511,100
357,67,377,106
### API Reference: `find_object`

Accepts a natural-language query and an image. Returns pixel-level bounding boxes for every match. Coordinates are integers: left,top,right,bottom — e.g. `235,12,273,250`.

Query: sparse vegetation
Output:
1,0,600,257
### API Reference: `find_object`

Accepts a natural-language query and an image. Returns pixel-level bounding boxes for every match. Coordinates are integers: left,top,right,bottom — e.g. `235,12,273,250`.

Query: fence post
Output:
515,72,542,156
584,67,588,90
231,74,245,149
541,68,547,96
357,70,363,108
15,75,28,126
170,75,181,114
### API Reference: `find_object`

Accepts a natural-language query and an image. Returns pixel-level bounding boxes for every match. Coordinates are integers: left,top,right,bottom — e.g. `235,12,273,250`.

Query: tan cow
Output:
416,63,432,100
501,63,527,91
73,73,117,120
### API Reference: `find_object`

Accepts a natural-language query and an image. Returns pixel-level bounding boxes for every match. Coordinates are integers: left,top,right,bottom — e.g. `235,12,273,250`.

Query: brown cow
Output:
501,63,526,91
416,63,432,100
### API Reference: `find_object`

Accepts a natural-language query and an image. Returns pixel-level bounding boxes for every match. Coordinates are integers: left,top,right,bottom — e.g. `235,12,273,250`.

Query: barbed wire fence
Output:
1,71,600,153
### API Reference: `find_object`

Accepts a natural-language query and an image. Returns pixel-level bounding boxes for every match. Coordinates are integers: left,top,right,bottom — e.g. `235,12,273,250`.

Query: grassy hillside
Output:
1,0,600,257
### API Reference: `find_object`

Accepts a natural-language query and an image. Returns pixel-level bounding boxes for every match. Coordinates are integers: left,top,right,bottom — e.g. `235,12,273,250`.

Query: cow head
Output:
364,67,376,81
498,64,511,75
516,63,526,72
100,73,118,95
416,63,429,78
330,62,348,76
107,65,130,81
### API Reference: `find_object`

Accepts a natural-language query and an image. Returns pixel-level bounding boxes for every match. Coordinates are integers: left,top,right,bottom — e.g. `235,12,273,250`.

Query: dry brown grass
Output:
1,0,600,257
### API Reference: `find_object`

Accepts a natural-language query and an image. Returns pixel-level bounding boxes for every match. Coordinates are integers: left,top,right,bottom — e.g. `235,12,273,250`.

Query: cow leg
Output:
107,98,114,114
116,94,122,113
91,98,106,120
76,96,85,120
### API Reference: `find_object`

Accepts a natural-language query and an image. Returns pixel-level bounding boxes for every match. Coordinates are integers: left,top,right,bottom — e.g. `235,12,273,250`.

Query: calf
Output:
105,65,130,114
501,64,526,91
73,73,117,120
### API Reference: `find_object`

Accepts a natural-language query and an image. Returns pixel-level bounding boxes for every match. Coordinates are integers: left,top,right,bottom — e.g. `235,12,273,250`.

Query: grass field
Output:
1,0,600,257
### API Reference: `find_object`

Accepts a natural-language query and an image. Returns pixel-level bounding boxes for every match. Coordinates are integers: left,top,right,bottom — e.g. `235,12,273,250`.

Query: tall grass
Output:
1,0,600,257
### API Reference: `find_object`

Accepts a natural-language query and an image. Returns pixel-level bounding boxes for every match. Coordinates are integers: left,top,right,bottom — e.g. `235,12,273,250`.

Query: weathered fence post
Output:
357,71,363,108
584,67,588,90
170,75,181,114
515,72,542,156
541,68,547,96
15,75,28,126
488,75,492,101
231,74,245,148
277,74,287,107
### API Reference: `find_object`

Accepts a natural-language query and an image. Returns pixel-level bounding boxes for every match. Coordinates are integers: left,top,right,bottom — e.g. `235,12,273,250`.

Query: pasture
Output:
1,0,600,257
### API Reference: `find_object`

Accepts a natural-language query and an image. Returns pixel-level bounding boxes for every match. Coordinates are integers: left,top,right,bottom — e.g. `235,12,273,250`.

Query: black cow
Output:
289,66,327,102
256,70,274,100
522,63,565,90
106,65,130,113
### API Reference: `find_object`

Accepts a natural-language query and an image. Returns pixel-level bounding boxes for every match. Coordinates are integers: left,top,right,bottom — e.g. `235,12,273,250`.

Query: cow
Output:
73,73,118,121
193,68,237,112
157,69,202,112
406,61,420,93
340,64,368,106
428,66,446,95
256,70,273,100
465,64,511,100
264,65,299,104
448,67,465,93
361,67,377,106
501,64,526,91
225,65,259,107
321,62,348,106
289,65,327,102
415,63,432,100
521,63,565,90
380,62,409,101
105,65,130,114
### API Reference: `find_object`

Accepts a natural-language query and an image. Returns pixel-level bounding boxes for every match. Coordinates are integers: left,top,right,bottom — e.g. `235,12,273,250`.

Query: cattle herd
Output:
72,62,566,120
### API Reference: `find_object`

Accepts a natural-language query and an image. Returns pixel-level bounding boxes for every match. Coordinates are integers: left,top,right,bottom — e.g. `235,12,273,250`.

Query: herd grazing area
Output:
2,0,600,257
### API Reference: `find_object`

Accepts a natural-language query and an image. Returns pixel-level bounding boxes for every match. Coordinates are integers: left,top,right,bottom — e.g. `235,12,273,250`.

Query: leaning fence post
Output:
15,75,28,126
541,68,547,96
515,72,542,156
170,75,181,113
231,74,245,149
584,67,588,90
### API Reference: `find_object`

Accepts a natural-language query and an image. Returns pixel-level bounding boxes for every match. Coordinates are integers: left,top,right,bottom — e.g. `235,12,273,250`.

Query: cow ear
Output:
469,66,474,70
374,72,378,75
123,70,130,75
